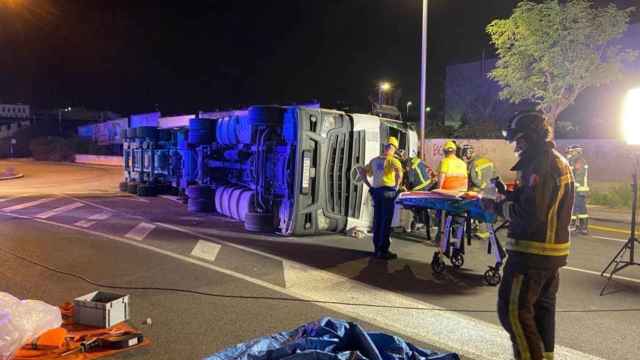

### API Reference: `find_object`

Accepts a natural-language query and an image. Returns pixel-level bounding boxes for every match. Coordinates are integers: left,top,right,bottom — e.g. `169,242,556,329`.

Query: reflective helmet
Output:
502,111,550,143
387,136,399,149
443,140,457,151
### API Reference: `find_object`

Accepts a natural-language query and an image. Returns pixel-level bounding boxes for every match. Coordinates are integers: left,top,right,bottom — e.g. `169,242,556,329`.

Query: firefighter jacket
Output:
405,157,434,191
570,156,589,194
501,141,575,270
468,156,496,191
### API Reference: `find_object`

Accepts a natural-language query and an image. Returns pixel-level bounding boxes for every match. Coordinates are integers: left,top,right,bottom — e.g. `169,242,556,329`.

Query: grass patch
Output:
589,181,638,209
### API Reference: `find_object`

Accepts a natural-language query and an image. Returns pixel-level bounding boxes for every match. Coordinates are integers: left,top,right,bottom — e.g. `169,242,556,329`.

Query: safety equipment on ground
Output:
502,111,549,143
387,136,399,149
443,140,457,151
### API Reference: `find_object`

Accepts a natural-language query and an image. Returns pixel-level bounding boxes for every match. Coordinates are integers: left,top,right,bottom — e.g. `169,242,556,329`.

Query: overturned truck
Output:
121,105,418,236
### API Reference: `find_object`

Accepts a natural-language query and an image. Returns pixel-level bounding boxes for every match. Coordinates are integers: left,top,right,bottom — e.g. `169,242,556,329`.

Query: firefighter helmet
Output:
503,111,550,143
387,136,399,149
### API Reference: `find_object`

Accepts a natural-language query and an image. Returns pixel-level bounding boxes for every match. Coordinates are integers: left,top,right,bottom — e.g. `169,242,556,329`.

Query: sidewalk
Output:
588,205,631,225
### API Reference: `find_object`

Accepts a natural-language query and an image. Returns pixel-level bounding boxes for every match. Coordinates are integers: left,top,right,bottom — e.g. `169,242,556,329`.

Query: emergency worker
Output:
461,144,497,192
460,144,497,239
494,111,574,360
400,151,436,235
437,141,468,192
359,136,403,260
566,145,589,234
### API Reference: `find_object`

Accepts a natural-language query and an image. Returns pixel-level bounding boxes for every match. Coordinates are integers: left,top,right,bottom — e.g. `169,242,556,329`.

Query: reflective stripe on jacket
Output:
502,142,575,270
406,157,433,191
438,155,468,192
469,156,496,191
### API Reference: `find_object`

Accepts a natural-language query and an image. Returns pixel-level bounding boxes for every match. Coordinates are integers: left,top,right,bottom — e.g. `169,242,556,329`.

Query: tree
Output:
486,0,638,133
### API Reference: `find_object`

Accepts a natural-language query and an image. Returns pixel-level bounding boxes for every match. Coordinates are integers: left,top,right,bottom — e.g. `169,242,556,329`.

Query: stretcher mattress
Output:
397,191,497,224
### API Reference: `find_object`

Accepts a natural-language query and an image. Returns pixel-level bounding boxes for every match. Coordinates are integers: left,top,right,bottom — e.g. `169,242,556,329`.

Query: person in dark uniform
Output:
359,136,403,260
494,111,575,360
566,145,589,234
399,150,436,235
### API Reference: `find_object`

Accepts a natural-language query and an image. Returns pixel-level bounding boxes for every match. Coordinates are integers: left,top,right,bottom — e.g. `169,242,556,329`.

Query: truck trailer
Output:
120,105,418,236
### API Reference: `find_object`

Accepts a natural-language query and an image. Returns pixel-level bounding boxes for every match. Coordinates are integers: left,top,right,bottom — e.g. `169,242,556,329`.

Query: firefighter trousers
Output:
498,260,560,360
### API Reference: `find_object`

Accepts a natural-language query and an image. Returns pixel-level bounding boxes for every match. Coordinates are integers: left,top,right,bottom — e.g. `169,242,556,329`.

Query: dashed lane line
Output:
590,224,629,235
0,211,602,360
190,240,221,262
1,197,56,212
35,202,85,219
591,235,626,243
73,220,96,228
88,212,112,221
124,222,156,241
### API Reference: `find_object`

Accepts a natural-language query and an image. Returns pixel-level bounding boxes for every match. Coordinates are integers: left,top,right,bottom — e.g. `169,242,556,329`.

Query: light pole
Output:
419,0,428,159
406,101,413,118
379,82,391,105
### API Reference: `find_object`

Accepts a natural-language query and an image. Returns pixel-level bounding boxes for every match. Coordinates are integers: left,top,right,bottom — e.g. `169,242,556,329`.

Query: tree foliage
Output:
486,0,638,130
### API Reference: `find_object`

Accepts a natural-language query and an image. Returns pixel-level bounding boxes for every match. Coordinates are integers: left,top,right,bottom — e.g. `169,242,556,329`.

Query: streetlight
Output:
419,0,429,159
406,101,413,118
601,87,640,295
378,82,392,105
426,106,431,113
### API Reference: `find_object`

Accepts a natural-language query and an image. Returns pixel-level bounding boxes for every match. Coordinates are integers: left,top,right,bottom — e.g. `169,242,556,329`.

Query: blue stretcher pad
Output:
397,192,497,224
205,317,460,360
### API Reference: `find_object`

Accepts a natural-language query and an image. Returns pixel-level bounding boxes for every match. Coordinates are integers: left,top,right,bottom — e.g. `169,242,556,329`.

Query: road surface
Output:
1,160,639,360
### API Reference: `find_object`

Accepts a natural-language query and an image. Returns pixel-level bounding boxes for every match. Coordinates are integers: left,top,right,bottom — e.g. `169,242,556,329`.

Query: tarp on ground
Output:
205,317,459,360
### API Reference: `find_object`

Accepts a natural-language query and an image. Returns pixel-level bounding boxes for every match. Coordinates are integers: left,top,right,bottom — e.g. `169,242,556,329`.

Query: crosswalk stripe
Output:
190,240,221,262
1,198,56,212
125,222,156,241
35,202,85,219
74,220,96,228
88,212,112,221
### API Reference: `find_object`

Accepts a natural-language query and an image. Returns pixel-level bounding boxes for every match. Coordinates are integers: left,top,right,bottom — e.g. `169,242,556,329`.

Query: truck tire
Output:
244,211,274,233
220,187,234,217
119,181,128,192
229,188,243,220
186,185,211,200
238,190,254,222
136,126,157,140
137,183,157,197
188,118,213,145
127,182,139,194
248,106,284,126
214,186,225,214
188,198,211,213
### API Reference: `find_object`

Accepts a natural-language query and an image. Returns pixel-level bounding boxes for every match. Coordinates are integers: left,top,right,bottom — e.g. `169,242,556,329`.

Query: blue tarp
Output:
205,317,460,360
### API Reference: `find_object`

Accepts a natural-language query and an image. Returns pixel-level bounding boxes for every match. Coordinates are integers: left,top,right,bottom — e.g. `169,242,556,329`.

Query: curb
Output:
0,173,24,181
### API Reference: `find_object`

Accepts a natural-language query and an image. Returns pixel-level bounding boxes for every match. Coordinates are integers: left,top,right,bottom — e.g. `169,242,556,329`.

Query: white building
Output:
0,104,30,118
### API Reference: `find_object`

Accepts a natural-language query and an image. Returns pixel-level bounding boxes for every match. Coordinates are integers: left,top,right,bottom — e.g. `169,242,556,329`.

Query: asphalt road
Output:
1,160,639,360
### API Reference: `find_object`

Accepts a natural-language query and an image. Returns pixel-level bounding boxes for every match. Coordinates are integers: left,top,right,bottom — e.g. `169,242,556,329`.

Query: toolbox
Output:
73,291,129,328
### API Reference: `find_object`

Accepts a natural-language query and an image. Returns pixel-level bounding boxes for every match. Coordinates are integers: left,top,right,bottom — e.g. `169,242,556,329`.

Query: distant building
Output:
445,23,640,138
0,104,30,119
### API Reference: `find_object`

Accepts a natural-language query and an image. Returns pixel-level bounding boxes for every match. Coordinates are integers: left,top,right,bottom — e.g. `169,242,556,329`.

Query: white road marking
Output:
35,202,85,219
1,198,56,212
590,235,626,243
1,211,603,360
190,240,221,262
74,220,96,228
564,266,640,284
88,212,112,221
124,222,156,241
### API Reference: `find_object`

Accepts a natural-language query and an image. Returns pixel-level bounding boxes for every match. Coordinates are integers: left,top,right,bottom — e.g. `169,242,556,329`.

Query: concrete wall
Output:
424,139,635,183
74,154,123,167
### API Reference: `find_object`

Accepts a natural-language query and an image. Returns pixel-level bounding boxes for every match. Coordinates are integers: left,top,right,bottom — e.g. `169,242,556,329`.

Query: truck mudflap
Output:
284,108,352,236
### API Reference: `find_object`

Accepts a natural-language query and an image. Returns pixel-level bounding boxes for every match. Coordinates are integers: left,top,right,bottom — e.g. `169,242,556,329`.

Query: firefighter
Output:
494,111,574,360
399,150,436,235
437,140,468,192
462,144,497,239
566,145,589,234
359,136,403,260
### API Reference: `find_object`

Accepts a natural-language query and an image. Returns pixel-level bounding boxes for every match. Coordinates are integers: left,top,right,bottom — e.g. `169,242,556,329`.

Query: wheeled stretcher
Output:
396,191,507,285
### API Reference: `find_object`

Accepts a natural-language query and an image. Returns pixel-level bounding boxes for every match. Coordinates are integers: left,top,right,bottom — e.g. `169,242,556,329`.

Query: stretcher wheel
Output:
431,253,446,274
484,268,501,286
450,251,464,269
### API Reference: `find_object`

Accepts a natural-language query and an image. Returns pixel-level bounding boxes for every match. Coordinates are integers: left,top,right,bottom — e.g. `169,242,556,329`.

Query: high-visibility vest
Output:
469,156,496,191
438,155,468,192
407,157,434,191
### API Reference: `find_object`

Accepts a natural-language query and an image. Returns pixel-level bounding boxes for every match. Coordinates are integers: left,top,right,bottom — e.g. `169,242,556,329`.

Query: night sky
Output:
1,0,638,120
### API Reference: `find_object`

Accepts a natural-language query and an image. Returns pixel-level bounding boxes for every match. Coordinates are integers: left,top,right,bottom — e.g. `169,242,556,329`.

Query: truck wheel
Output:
237,190,255,222
127,182,139,194
137,183,157,197
248,106,284,126
244,211,274,233
136,126,157,140
229,188,243,220
188,118,213,145
188,198,211,213
119,181,128,192
214,186,225,214
186,185,211,200
220,187,234,217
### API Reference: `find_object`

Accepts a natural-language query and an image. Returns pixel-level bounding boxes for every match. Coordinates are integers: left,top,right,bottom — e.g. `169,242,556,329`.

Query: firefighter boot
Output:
579,218,589,235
